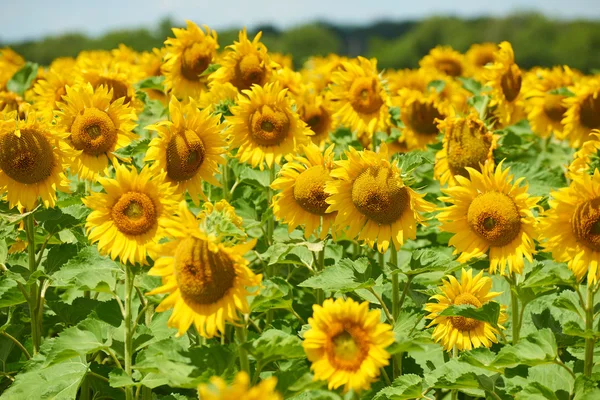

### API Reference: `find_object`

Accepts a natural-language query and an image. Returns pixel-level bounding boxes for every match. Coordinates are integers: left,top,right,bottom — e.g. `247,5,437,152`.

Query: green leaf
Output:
108,368,137,388
458,77,483,95
287,390,342,400
200,63,221,77
573,375,600,400
404,248,459,275
134,76,165,91
112,138,151,160
467,95,490,120
251,277,293,312
6,62,39,95
298,258,375,293
427,79,446,94
0,238,7,264
246,329,305,365
239,166,272,188
0,276,26,307
438,302,501,328
548,87,575,97
373,374,423,399
493,329,558,368
50,246,122,292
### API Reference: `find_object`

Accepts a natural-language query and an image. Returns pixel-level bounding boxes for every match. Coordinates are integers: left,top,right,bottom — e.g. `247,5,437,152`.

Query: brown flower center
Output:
181,43,212,81
500,66,522,103
233,54,267,91
0,128,54,184
249,105,290,146
96,77,130,103
325,323,369,371
543,94,567,122
293,165,330,215
349,76,384,114
303,106,331,137
467,191,521,247
580,93,600,130
406,99,444,136
572,197,600,252
436,59,463,77
70,108,118,156
446,118,493,178
166,129,206,181
450,293,483,331
111,192,157,236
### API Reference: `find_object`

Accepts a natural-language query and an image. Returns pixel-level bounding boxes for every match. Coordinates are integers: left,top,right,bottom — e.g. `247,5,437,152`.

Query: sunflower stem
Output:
509,274,520,344
25,214,41,354
266,166,276,326
451,347,458,400
222,158,231,201
390,243,402,378
124,265,135,400
315,242,326,305
584,282,596,377
235,319,251,376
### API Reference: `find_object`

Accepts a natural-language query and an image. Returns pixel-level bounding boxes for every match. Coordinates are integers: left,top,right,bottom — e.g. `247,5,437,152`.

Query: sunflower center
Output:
233,54,266,91
446,119,492,178
500,67,522,103
450,293,483,331
406,100,444,136
293,165,330,215
166,129,206,181
326,324,369,371
71,108,118,156
467,191,521,247
580,93,600,130
475,53,495,68
111,192,157,236
249,105,290,146
351,166,409,225
96,77,130,103
181,43,212,81
303,107,331,137
174,237,237,306
436,59,462,77
349,77,384,114
543,94,567,122
0,128,54,184
571,197,600,252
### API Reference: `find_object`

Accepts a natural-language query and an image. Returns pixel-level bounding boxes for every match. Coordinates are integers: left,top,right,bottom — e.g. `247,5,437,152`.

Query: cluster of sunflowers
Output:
1,19,600,400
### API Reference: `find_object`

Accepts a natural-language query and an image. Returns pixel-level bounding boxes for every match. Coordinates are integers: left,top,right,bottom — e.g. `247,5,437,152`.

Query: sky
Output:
1,0,600,43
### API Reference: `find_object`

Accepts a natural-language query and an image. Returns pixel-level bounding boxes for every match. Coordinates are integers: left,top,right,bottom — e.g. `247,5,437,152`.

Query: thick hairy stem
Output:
509,274,520,344
124,266,135,400
25,214,40,354
584,283,596,377
315,242,326,305
390,243,402,378
236,320,251,376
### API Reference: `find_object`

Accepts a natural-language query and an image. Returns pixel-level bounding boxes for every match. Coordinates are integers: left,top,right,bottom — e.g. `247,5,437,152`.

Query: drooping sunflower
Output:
31,68,75,120
198,372,281,400
562,78,600,148
425,268,507,352
329,57,390,140
147,201,261,338
0,111,72,210
539,170,600,284
466,43,498,78
162,21,219,99
438,162,540,275
325,144,435,253
303,297,395,393
434,115,497,186
226,82,311,170
55,83,137,181
82,165,178,266
209,28,275,92
484,42,525,126
296,89,335,146
420,46,467,78
524,66,577,138
145,97,227,204
271,143,337,239
567,130,600,178
198,82,239,116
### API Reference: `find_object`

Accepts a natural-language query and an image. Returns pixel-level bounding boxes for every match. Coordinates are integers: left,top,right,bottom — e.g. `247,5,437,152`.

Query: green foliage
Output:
6,62,38,95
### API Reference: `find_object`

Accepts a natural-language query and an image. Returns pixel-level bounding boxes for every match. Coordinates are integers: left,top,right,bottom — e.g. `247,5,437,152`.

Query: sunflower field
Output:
1,20,600,400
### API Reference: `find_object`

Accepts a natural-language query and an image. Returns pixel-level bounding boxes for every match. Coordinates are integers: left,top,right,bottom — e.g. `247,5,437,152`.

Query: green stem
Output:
509,274,520,344
584,282,596,377
124,265,135,400
222,158,231,201
235,321,250,376
79,375,91,400
390,243,402,378
315,243,326,305
266,166,276,326
25,214,40,354
1,331,31,360
451,347,458,400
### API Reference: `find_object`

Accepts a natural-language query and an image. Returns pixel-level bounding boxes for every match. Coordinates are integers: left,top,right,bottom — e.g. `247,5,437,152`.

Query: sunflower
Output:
466,43,498,77
209,28,274,92
303,297,395,393
82,165,178,266
161,21,218,99
55,83,138,181
31,68,75,120
484,42,525,126
420,46,467,78
438,162,540,275
226,82,311,170
385,68,429,94
296,89,335,146
270,52,293,69
434,115,497,186
147,201,261,338
329,57,390,139
271,143,337,239
425,268,507,352
0,48,25,90
145,97,227,204
393,88,452,150
539,170,600,283
568,130,600,178
198,82,239,116
302,54,347,93
524,66,577,138
562,78,600,148
325,144,434,253
0,91,28,118
271,67,304,99
198,372,281,400
0,111,72,210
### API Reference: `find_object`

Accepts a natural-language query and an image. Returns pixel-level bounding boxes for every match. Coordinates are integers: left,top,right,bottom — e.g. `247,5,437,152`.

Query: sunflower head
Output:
198,82,239,116
562,78,600,147
420,46,467,77
0,91,28,118
31,68,75,120
568,130,600,178
466,43,498,73
197,199,247,245
0,48,25,90
198,372,281,400
297,89,334,146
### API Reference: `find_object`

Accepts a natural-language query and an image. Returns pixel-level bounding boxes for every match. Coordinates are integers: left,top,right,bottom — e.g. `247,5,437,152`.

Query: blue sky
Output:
1,0,599,43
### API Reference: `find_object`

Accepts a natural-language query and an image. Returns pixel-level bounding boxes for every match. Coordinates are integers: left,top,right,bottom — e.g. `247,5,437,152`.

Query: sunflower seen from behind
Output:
56,83,137,181
562,78,600,148
0,111,72,210
437,162,540,275
147,201,261,338
226,82,311,170
145,97,227,204
302,297,395,393
325,144,434,253
198,82,239,116
271,143,337,239
82,165,178,266
425,268,507,351
198,372,281,400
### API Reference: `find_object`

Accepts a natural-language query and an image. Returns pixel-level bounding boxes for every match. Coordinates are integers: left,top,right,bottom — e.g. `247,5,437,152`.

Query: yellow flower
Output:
56,83,138,181
466,43,498,78
209,28,274,92
329,57,390,139
296,89,335,146
271,143,337,239
420,45,467,77
302,54,347,93
385,68,429,94
0,111,72,210
562,77,600,148
145,97,226,204
325,144,434,253
31,68,76,120
438,162,540,275
303,297,395,393
0,48,25,90
226,82,311,170
425,268,506,352
82,165,179,266
568,130,600,178
198,372,281,400
270,52,293,69
198,82,239,115
540,170,600,284
434,115,497,186
270,67,305,99
147,201,261,338
162,21,219,99
0,91,28,118
484,42,525,126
